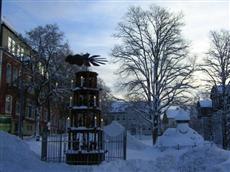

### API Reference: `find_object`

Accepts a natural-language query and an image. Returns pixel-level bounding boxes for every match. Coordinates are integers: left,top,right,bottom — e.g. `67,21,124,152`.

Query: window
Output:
8,37,16,55
6,63,11,84
5,95,12,114
8,37,11,50
16,46,24,57
20,48,24,57
17,46,20,57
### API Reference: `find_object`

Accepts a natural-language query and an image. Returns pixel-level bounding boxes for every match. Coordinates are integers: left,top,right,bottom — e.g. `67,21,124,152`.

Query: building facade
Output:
105,101,152,135
0,21,61,136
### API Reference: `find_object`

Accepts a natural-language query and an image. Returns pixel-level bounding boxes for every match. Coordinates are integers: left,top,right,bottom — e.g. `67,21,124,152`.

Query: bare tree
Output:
97,78,113,115
112,5,196,144
24,24,75,136
201,30,230,149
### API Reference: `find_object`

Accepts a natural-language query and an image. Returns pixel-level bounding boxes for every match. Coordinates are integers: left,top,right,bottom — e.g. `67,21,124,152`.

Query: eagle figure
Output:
65,53,107,67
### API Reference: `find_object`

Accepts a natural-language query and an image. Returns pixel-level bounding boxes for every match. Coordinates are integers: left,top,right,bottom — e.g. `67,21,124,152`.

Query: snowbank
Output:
178,144,230,172
104,121,148,150
156,123,204,148
127,133,149,150
104,121,125,136
99,144,230,172
0,131,42,172
2,131,230,172
0,131,75,172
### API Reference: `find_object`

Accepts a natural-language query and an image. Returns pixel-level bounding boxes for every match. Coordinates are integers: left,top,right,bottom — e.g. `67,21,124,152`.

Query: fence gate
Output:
104,130,127,161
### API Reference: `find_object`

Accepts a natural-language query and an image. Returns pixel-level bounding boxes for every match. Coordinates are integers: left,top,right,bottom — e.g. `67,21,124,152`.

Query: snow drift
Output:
0,131,42,172
104,121,125,137
104,121,147,150
2,130,230,172
127,133,149,150
0,131,75,172
156,123,204,148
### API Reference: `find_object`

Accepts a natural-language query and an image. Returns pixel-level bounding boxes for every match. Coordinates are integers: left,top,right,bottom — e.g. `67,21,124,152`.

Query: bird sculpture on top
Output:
65,53,107,67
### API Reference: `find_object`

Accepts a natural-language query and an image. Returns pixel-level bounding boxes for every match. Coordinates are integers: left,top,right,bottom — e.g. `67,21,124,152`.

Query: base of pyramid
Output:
66,151,105,165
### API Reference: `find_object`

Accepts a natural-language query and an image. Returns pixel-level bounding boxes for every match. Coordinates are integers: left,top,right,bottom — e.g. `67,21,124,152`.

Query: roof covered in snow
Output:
175,109,190,121
165,106,190,121
109,101,129,113
156,123,204,148
198,99,212,108
165,106,181,118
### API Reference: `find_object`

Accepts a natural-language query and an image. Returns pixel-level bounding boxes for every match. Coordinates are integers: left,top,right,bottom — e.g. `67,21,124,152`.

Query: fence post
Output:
123,130,127,160
41,131,48,161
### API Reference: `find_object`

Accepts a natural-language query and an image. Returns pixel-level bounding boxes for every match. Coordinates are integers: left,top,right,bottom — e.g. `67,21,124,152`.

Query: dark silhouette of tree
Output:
201,30,230,149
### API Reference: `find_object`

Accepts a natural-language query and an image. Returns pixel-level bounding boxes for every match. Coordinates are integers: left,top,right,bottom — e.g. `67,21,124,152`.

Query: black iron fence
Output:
41,132,67,162
41,130,127,163
104,132,127,161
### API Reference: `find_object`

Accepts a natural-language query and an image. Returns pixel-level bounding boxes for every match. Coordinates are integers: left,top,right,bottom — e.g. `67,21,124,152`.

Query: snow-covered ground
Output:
1,131,230,172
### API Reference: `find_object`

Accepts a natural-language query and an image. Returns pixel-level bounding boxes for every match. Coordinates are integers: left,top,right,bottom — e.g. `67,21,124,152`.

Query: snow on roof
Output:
165,106,181,118
110,101,128,113
199,99,212,108
104,121,125,136
175,109,190,121
165,106,190,121
156,124,204,148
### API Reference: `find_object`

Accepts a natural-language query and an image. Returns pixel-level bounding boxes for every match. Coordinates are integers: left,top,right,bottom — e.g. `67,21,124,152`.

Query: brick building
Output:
0,21,60,136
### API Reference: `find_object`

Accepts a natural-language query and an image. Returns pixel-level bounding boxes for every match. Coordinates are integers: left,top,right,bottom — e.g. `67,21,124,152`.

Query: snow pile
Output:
104,121,125,136
0,131,42,172
2,131,230,172
178,144,230,172
104,121,147,150
98,144,230,172
96,158,176,172
156,123,204,148
127,133,148,150
0,131,75,172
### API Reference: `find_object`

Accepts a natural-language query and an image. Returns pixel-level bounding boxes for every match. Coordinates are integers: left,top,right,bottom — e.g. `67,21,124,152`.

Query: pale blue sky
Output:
3,0,230,97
